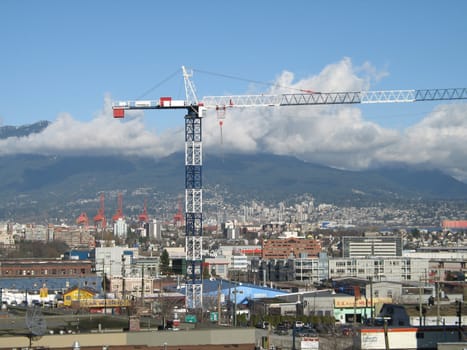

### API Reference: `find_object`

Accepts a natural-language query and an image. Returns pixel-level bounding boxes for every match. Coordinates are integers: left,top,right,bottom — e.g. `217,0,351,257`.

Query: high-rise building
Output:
113,218,128,239
148,219,161,240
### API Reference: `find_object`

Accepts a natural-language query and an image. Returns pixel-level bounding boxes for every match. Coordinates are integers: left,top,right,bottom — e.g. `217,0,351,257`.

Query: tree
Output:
203,264,211,279
159,249,170,276
101,273,111,292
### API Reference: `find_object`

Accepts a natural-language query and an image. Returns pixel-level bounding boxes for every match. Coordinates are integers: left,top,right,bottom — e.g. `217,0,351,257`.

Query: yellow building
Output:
63,287,97,307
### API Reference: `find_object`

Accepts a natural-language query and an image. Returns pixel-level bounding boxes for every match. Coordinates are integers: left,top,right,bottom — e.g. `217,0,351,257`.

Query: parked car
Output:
274,328,289,335
255,321,270,329
296,329,318,337
294,321,304,328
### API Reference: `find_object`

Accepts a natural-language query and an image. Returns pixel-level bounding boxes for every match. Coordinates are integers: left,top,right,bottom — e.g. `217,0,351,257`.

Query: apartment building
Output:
294,252,329,284
342,235,402,257
329,257,429,282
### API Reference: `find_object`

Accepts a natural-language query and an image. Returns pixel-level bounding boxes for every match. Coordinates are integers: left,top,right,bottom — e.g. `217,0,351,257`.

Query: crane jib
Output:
113,88,467,117
281,92,361,105
414,88,467,101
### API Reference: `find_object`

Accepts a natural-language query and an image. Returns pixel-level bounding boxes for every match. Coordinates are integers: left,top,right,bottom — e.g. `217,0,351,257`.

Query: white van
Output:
294,321,304,328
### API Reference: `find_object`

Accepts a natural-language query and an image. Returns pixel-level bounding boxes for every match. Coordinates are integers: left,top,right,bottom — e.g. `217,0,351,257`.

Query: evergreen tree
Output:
159,249,171,276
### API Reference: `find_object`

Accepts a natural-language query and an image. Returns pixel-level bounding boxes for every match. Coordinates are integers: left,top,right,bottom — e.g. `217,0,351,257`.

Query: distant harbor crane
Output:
112,192,124,223
173,195,184,227
93,193,106,230
76,212,89,229
138,199,149,223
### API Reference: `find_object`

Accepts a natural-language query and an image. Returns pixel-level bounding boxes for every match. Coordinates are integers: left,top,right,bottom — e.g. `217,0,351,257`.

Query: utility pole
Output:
419,277,423,326
292,322,297,350
217,280,222,326
121,254,126,300
103,259,107,315
456,300,462,341
141,264,145,307
383,319,390,350
233,284,237,327
370,277,374,324
353,295,357,327
436,280,440,326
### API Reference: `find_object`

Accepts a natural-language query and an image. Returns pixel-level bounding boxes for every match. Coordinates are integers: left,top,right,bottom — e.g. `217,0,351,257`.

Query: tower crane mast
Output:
112,67,467,310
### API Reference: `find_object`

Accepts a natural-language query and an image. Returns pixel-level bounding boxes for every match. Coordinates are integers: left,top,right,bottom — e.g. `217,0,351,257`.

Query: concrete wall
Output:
0,329,256,349
438,343,467,350
0,332,127,349
126,329,256,347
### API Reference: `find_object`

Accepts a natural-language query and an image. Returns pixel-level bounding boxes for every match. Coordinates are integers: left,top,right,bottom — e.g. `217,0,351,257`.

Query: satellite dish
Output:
25,306,47,338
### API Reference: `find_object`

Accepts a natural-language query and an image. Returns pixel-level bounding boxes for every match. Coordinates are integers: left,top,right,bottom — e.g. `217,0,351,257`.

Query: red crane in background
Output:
76,212,89,228
173,196,184,226
138,199,149,223
112,193,124,222
93,193,106,229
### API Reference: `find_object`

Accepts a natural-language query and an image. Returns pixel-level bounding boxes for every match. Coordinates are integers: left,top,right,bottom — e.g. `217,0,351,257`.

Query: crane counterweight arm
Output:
112,97,194,118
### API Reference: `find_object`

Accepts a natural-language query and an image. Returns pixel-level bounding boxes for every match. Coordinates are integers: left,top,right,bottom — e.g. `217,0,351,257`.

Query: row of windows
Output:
331,268,414,277
2,268,88,276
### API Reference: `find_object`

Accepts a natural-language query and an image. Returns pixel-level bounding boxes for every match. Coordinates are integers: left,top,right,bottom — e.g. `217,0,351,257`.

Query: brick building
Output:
261,237,321,260
0,259,94,277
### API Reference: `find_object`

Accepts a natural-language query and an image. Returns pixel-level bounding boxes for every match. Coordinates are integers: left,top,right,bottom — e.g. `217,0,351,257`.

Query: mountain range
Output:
1,121,467,221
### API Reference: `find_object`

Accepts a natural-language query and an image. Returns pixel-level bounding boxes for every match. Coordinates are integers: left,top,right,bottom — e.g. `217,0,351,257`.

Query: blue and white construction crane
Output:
112,67,467,310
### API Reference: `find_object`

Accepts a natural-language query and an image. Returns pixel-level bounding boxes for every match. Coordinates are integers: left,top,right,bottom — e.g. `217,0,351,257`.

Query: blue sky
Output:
1,1,467,180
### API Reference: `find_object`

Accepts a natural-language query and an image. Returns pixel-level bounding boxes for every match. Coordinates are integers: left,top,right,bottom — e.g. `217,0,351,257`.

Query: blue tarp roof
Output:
179,279,287,305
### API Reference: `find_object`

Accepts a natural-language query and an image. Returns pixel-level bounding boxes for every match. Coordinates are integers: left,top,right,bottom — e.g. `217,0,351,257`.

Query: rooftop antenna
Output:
25,306,46,348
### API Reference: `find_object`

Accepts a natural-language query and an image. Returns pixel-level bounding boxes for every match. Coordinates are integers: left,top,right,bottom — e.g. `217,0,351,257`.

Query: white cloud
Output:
1,58,467,182
0,95,184,158
375,104,467,178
